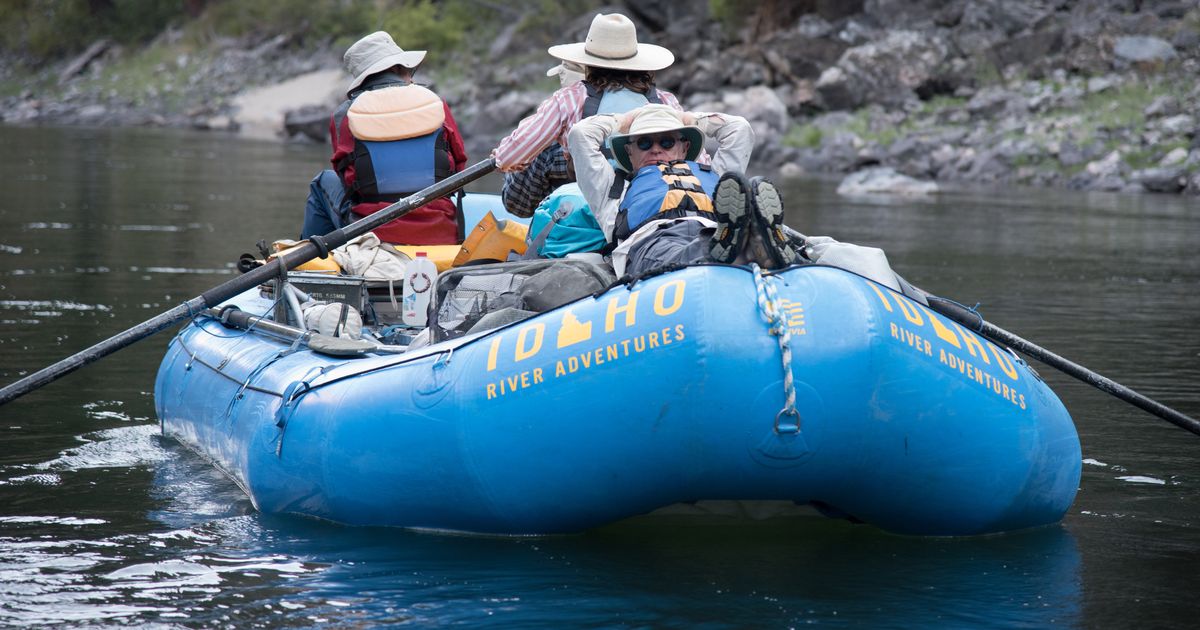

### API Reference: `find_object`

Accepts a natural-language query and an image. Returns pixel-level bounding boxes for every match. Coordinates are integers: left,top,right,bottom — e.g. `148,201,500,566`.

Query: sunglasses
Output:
634,135,685,151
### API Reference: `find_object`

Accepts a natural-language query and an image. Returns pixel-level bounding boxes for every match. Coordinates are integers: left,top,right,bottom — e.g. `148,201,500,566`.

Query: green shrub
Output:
783,124,823,148
0,0,185,62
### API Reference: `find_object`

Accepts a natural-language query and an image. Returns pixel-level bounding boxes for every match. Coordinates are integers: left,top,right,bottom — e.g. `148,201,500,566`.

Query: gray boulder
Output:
1130,167,1188,193
1113,35,1177,64
837,166,939,196
815,30,949,110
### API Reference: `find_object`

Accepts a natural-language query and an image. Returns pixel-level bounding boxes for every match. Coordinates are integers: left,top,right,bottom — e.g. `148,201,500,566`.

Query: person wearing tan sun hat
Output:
301,31,469,246
568,103,804,277
492,13,694,176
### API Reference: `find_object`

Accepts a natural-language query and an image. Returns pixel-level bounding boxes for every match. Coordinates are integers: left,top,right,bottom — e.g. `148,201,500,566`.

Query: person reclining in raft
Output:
567,103,802,277
301,31,468,245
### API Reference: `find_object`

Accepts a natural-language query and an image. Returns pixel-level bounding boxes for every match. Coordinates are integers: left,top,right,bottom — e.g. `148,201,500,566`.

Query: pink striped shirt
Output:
492,81,684,171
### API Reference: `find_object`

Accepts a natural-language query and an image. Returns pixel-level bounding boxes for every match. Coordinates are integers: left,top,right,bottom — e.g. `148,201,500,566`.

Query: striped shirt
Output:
493,81,684,171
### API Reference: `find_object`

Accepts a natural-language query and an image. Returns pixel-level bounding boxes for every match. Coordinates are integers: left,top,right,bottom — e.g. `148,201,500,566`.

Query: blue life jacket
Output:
614,160,718,241
333,78,451,204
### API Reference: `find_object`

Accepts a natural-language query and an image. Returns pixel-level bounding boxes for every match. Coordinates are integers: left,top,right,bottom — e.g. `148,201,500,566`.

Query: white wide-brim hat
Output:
546,60,586,88
609,104,703,172
344,31,426,94
548,13,674,72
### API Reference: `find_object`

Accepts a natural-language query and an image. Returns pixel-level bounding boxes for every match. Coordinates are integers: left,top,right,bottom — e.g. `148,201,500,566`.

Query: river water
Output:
0,125,1197,628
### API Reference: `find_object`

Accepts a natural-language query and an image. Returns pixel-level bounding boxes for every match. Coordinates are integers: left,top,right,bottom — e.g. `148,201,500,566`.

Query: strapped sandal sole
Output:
750,177,799,268
710,172,751,263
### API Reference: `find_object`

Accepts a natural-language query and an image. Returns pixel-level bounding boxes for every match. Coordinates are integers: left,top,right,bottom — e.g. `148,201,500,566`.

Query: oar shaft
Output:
0,158,497,406
0,299,203,406
926,296,1200,437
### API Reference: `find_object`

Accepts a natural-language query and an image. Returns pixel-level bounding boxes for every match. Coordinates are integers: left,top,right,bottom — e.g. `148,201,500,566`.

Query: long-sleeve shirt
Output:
500,143,573,218
330,99,468,244
567,112,755,276
493,81,683,172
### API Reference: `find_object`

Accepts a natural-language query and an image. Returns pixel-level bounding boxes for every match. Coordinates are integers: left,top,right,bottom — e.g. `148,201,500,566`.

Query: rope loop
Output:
751,264,799,430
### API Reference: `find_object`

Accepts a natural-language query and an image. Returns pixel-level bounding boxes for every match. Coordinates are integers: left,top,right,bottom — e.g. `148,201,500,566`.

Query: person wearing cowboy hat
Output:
492,12,694,181
568,104,803,277
307,31,468,246
497,61,584,219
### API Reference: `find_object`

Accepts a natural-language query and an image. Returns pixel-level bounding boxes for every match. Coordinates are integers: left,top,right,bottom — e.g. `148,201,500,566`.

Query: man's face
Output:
627,133,688,169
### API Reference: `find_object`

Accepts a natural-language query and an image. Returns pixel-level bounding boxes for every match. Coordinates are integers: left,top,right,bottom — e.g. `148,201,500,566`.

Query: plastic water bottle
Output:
402,251,437,327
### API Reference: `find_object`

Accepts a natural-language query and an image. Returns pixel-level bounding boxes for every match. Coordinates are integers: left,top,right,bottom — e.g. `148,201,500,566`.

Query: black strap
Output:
335,303,349,338
582,81,664,118
309,235,331,259
454,190,466,243
582,82,602,118
607,175,627,200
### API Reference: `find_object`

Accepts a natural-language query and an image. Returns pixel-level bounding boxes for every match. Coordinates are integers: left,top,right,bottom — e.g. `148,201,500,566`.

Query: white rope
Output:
751,264,800,433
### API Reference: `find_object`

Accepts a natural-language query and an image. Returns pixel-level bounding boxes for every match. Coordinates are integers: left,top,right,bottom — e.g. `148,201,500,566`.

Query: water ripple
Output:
0,300,112,312
35,425,172,473
0,520,321,627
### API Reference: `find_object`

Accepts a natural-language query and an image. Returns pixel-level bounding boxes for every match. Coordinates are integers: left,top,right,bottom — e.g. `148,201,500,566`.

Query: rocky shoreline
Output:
3,0,1198,196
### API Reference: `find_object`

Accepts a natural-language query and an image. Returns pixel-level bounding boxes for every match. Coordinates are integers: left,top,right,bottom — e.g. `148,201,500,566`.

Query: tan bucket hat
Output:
344,31,426,94
548,13,674,72
609,104,703,172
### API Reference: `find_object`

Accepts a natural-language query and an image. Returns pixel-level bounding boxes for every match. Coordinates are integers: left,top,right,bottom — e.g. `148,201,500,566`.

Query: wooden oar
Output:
925,295,1200,437
0,158,497,406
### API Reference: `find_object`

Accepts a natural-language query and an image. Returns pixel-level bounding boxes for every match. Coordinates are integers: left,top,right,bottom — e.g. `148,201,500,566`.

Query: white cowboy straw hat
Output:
609,104,703,172
548,13,674,72
344,31,426,94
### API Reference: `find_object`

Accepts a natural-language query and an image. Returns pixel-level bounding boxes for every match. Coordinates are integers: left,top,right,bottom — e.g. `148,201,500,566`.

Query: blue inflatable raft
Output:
155,236,1081,536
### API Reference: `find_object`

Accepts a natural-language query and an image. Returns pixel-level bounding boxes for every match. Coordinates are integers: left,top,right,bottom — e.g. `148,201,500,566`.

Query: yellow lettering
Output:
953,324,992,364
533,368,544,384
580,351,592,368
606,291,640,332
568,356,579,373
890,322,899,339
555,361,566,377
506,374,519,391
867,283,894,312
514,323,545,362
919,306,961,348
594,347,604,365
487,336,502,372
648,332,660,348
606,344,619,361
486,383,496,399
653,280,686,316
674,324,685,341
895,297,924,326
520,372,530,388
989,345,1020,380
634,336,646,352
660,326,672,345
1019,394,1026,410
